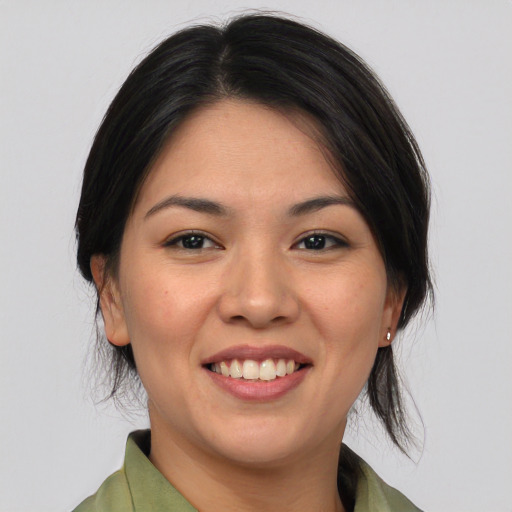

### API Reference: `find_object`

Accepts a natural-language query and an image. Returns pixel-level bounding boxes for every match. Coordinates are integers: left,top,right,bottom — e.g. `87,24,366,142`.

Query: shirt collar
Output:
124,430,198,511
124,430,418,512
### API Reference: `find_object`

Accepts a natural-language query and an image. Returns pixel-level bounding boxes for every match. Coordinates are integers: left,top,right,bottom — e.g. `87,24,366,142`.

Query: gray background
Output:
1,1,511,510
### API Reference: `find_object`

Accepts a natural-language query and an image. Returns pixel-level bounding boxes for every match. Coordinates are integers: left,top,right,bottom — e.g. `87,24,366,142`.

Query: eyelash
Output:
294,232,348,251
163,231,348,252
163,231,222,251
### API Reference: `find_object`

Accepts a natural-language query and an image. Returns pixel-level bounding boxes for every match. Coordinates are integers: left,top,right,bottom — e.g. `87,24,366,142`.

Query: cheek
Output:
305,267,386,395
119,269,216,367
306,268,387,344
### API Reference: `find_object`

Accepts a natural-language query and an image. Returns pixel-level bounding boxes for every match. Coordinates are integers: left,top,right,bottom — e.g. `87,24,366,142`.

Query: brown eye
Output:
181,234,206,249
296,233,348,251
164,232,219,250
303,235,327,250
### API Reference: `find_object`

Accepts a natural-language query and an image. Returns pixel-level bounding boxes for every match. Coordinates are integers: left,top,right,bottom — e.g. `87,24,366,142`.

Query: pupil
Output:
305,235,325,250
183,235,203,249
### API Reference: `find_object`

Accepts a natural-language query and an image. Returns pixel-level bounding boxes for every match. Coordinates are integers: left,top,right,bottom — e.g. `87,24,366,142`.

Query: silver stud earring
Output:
386,329,391,342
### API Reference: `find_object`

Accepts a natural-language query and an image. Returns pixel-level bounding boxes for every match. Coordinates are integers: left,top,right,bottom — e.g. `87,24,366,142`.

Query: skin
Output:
92,100,404,512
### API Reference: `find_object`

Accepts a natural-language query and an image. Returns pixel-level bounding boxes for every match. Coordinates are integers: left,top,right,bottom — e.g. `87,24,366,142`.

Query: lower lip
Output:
205,366,310,402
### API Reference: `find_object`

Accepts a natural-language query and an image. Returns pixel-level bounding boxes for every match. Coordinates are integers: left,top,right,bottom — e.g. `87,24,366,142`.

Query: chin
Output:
201,418,312,468
215,439,300,468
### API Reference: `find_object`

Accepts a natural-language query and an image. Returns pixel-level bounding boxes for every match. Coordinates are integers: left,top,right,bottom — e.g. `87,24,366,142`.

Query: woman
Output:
74,13,431,512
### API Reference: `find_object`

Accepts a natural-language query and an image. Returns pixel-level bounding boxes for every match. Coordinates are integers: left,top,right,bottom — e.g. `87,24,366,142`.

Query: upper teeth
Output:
212,358,299,381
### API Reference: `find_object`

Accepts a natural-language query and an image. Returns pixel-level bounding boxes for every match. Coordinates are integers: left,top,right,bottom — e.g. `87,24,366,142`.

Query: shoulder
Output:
71,430,198,512
72,469,133,512
355,459,423,512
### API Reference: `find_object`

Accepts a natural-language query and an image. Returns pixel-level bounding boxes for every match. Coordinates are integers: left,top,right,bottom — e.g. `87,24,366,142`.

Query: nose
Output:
217,249,300,329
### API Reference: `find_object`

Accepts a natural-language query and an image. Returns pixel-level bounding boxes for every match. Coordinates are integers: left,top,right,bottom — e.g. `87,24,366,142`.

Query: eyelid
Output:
293,230,349,250
162,230,223,249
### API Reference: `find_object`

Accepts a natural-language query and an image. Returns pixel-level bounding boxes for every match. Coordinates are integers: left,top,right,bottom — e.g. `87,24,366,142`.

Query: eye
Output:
295,233,347,251
164,232,220,250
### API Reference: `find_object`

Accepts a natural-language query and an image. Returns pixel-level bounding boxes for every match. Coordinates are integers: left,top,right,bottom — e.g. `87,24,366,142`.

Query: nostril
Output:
226,314,254,326
217,285,300,328
227,314,290,328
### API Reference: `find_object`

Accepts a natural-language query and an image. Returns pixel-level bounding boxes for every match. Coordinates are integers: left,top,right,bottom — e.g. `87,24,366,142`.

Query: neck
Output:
148,411,346,512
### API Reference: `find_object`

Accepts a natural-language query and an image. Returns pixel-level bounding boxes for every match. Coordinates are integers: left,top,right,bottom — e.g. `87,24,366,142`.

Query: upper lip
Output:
202,345,312,365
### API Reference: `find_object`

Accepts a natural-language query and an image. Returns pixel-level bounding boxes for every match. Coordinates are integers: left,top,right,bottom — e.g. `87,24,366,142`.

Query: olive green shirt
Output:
73,430,422,512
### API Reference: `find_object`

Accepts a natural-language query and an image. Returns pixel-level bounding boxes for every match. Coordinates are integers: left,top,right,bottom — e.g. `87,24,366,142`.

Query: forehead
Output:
136,99,346,211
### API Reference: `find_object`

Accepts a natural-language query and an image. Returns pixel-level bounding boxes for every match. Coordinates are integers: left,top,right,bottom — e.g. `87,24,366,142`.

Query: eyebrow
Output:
145,195,229,219
145,194,355,219
288,195,356,216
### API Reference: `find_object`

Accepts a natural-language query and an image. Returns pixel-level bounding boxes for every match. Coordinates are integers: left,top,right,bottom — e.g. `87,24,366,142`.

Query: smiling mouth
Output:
207,358,307,381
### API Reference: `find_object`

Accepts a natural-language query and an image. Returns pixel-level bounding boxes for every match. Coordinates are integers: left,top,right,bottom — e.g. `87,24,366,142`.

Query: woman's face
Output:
94,100,402,467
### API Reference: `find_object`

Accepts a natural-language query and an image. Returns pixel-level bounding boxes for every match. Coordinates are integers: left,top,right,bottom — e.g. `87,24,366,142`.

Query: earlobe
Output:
379,286,407,347
90,255,130,347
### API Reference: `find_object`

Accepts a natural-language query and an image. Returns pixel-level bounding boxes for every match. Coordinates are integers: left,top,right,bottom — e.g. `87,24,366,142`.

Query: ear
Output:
379,285,407,348
90,255,130,347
